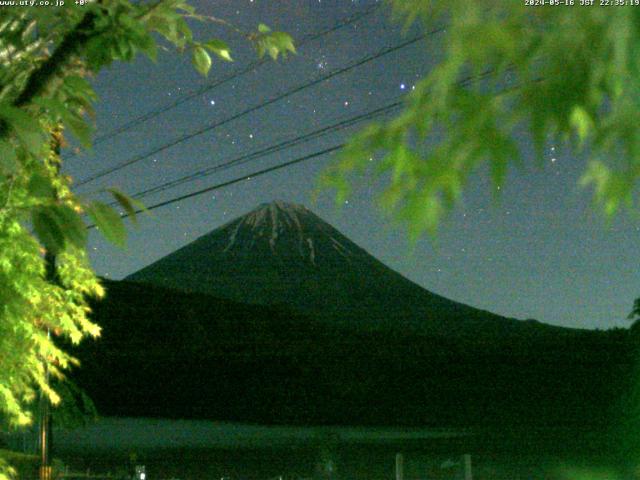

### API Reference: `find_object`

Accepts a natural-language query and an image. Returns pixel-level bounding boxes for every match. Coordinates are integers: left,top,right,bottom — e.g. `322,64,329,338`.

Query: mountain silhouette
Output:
73,279,632,431
68,201,636,440
127,200,566,339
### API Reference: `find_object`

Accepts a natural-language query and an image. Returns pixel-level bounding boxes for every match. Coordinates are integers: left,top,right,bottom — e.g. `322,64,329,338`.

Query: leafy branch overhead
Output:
0,0,294,469
323,1,640,238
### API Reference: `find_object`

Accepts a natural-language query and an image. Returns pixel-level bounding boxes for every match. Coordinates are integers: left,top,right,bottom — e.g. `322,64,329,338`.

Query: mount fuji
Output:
127,200,559,339
71,201,632,428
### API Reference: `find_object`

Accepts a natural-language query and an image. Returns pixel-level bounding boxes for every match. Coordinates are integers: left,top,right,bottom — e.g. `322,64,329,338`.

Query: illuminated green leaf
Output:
192,45,212,76
203,39,233,61
108,188,146,225
570,106,593,146
86,201,127,248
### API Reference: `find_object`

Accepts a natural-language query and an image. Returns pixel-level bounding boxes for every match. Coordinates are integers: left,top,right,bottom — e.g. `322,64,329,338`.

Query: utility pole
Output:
38,320,52,480
463,454,473,480
39,130,62,480
395,453,404,480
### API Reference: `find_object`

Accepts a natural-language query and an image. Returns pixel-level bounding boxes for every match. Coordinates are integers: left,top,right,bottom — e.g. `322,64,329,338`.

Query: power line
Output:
91,67,501,222
121,99,403,203
65,4,383,158
75,30,439,188
87,144,344,229
83,64,506,232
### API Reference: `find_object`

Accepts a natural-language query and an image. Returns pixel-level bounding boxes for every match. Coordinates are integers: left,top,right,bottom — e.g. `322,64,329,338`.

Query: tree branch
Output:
0,10,98,138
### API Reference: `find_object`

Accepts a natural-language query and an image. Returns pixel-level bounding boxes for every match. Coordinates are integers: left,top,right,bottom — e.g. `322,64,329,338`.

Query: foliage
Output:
0,1,293,476
323,1,640,238
0,449,65,480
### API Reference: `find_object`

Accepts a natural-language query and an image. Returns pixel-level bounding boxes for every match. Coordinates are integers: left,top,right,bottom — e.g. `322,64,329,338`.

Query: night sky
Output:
63,0,638,330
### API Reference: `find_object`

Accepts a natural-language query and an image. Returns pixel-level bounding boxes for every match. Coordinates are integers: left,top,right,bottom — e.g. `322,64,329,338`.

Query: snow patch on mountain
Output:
216,200,357,266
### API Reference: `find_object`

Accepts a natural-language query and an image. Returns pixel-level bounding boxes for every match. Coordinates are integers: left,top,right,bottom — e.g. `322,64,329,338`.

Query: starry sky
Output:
63,0,639,330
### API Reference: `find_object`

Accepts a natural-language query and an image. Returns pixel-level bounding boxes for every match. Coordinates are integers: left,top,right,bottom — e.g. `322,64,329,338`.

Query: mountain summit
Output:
127,201,556,337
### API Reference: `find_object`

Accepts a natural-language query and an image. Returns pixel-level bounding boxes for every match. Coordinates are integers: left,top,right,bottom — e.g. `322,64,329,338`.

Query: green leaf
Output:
191,45,212,76
0,141,18,176
108,188,145,225
257,23,271,33
570,106,593,147
85,37,114,70
27,172,55,199
270,31,296,55
63,76,97,103
579,160,609,193
32,207,66,254
0,104,45,155
86,201,126,248
52,204,87,249
136,31,158,61
33,97,94,149
30,204,86,253
203,39,232,61
64,114,93,149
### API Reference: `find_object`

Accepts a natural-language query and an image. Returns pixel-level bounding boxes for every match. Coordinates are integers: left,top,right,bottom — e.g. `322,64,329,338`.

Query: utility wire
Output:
65,4,383,158
75,30,440,188
136,68,499,200
121,99,403,203
87,144,344,229
91,67,501,221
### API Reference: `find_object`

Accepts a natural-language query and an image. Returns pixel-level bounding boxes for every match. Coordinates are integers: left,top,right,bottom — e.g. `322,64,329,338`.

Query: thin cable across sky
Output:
74,30,442,188
65,4,383,158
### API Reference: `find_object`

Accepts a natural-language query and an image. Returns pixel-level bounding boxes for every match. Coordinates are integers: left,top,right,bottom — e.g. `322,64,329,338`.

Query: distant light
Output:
210,100,216,105
140,473,145,480
400,83,406,90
